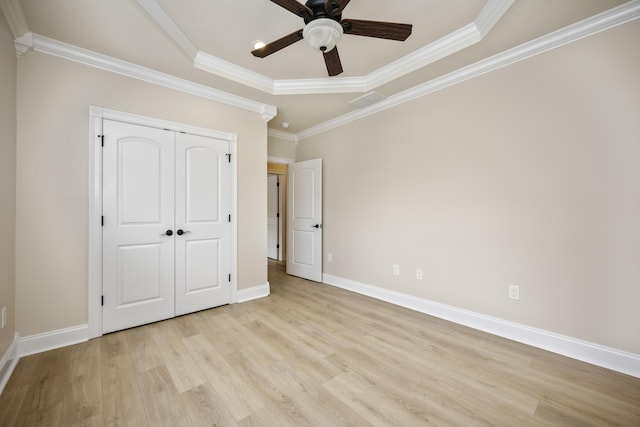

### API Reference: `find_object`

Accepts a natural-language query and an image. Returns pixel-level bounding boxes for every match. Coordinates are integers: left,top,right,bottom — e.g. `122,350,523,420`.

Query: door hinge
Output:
99,134,104,147
101,295,104,306
101,216,104,226
276,213,280,218
277,244,280,249
228,214,231,223
226,153,231,163
277,181,280,187
228,274,231,282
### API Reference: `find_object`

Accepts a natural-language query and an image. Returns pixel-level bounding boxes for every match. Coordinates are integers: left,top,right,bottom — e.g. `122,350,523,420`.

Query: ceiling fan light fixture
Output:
303,18,343,52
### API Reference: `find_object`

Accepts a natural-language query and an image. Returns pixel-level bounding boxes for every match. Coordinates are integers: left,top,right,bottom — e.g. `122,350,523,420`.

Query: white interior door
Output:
174,133,230,315
102,120,231,333
287,158,322,282
267,175,280,260
102,120,175,333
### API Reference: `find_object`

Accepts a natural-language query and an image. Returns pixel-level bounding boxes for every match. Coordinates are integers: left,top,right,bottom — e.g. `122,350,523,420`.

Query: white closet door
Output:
174,133,231,315
102,120,175,333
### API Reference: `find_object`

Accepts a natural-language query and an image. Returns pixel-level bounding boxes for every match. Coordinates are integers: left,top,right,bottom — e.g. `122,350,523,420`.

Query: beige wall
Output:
0,12,17,357
16,52,267,337
267,136,296,160
297,20,640,354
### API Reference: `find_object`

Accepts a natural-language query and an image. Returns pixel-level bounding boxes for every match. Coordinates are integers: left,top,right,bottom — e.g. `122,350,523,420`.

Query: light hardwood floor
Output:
1,261,639,426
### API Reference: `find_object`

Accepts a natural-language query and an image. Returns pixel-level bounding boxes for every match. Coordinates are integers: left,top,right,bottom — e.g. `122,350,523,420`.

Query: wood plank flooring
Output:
1,261,639,425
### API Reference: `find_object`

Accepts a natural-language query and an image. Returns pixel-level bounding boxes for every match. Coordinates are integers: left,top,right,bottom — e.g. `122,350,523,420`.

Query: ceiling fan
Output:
252,0,413,76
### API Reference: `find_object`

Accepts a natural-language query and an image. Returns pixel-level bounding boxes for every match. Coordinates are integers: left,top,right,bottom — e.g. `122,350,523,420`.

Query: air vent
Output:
349,91,388,109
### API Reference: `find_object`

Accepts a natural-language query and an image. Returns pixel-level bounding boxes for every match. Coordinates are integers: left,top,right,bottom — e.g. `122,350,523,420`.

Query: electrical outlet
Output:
1,307,6,328
416,269,423,280
327,253,333,262
508,285,520,300
393,264,400,276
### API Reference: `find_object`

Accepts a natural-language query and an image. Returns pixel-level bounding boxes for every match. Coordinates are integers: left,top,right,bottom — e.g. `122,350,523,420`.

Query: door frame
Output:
88,107,238,339
268,156,294,262
267,174,282,261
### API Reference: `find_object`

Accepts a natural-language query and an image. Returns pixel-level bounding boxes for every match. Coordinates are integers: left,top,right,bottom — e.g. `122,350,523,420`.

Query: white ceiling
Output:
6,0,634,135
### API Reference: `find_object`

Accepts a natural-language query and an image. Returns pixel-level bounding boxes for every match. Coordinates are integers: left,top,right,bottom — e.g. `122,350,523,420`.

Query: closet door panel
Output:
102,120,175,333
175,133,231,315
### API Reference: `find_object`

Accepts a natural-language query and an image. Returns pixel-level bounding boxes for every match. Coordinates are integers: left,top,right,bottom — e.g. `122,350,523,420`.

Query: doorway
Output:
267,162,288,262
267,174,282,260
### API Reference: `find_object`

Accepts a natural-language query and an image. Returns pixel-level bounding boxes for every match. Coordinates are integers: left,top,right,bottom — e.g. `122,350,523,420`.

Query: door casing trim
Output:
88,106,238,339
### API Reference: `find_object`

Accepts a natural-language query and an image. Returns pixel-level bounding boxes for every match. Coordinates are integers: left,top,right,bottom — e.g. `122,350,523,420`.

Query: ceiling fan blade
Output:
335,0,351,11
270,0,313,20
342,19,412,41
324,0,350,16
252,30,303,58
323,47,343,76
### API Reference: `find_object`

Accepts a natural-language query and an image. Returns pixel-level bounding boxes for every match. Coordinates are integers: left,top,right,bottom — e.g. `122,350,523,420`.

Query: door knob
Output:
177,229,191,236
163,229,173,236
312,224,322,229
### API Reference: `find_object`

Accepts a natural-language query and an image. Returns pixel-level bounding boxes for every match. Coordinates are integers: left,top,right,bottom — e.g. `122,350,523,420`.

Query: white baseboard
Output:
0,335,19,395
237,282,271,303
323,273,640,379
18,324,89,357
13,284,271,359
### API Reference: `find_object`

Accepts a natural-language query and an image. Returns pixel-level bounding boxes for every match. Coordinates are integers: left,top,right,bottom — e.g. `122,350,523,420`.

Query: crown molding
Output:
0,0,32,55
296,0,640,141
23,34,276,121
0,0,29,39
363,0,513,92
272,21,488,96
365,23,482,91
14,31,32,56
268,128,299,144
138,0,514,95
135,0,198,59
194,51,274,93
475,0,516,37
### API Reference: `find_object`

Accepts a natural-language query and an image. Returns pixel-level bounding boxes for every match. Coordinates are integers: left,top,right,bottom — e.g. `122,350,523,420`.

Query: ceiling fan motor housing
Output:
301,0,345,52
303,18,344,52
303,0,343,23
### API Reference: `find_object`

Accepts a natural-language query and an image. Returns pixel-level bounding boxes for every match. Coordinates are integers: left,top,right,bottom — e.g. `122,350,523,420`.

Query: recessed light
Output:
281,122,290,129
253,40,266,50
